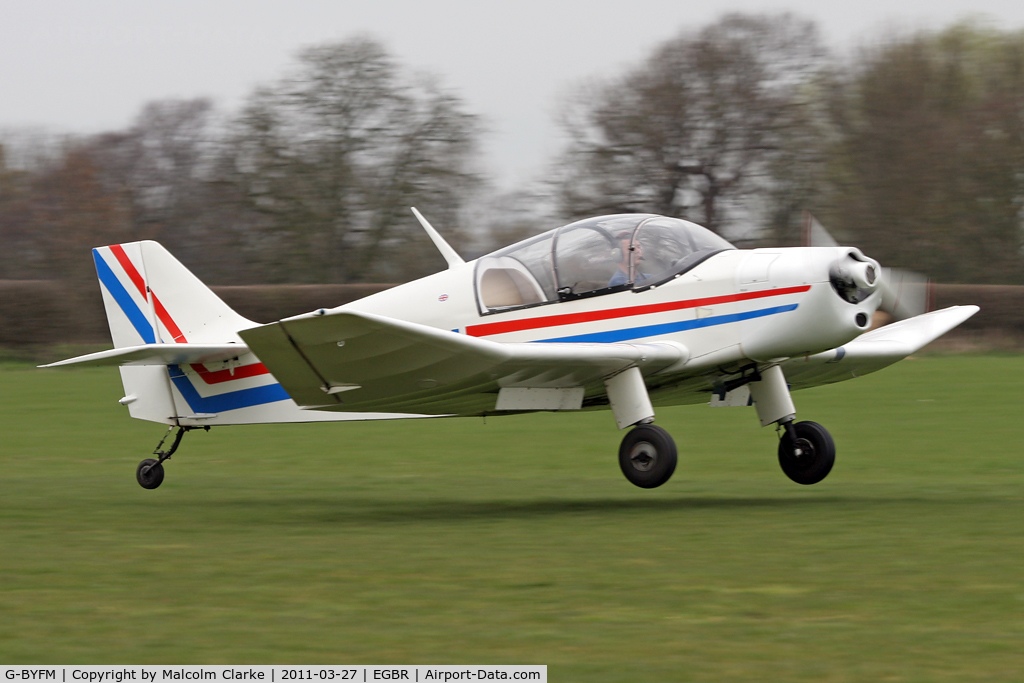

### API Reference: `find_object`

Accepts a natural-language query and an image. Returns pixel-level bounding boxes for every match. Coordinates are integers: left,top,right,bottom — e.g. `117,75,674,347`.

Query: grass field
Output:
2,355,1022,680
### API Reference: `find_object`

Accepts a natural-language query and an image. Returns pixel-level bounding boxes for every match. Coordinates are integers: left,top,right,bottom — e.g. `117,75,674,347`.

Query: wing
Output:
781,305,979,389
238,309,687,415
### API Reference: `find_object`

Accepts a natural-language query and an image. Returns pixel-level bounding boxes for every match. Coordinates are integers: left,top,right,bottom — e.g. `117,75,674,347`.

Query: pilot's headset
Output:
613,231,634,262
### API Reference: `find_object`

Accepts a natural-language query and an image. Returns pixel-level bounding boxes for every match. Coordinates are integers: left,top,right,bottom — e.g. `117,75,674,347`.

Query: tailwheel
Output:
619,424,677,489
136,458,165,489
135,425,201,490
778,420,835,485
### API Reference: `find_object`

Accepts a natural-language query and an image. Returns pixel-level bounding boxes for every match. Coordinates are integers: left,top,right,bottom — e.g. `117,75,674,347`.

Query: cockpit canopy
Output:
475,214,735,314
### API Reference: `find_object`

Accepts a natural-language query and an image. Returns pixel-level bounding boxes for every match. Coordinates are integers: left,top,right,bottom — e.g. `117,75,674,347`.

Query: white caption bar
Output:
1,667,545,683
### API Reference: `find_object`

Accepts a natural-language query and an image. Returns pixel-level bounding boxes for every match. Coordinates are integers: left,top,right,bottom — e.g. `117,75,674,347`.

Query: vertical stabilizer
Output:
92,241,255,348
81,241,411,427
92,241,258,425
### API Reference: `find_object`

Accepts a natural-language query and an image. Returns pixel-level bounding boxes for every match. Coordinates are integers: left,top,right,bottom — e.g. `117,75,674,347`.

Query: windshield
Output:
630,216,735,287
474,214,734,313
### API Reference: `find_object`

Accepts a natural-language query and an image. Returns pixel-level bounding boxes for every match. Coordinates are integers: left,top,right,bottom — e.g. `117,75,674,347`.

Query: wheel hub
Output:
792,437,815,460
628,442,658,472
776,420,836,486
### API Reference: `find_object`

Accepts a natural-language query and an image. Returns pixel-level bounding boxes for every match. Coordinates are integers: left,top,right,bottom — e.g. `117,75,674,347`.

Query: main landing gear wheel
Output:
136,459,165,489
778,420,835,485
619,424,678,489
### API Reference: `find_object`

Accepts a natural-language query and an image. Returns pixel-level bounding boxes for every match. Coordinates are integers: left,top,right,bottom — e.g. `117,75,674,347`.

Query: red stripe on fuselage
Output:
107,243,270,383
189,362,271,384
465,285,813,338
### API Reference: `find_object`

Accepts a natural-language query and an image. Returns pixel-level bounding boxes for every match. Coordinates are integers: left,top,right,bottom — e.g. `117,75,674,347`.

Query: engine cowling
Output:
829,249,881,304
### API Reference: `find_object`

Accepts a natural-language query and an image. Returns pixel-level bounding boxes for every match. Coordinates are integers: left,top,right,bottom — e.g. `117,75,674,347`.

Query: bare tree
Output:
81,99,257,279
24,147,134,284
222,37,482,283
0,132,77,279
0,142,32,279
554,13,825,236
825,23,1024,283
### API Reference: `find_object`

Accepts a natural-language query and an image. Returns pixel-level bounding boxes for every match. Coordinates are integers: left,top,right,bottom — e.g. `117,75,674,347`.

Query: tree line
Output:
1,15,1022,290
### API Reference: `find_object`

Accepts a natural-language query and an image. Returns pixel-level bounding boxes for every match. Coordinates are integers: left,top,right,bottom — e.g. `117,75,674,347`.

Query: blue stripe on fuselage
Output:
168,365,291,413
534,304,799,343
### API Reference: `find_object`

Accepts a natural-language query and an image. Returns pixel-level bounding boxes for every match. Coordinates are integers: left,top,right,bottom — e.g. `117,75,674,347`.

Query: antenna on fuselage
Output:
411,207,465,270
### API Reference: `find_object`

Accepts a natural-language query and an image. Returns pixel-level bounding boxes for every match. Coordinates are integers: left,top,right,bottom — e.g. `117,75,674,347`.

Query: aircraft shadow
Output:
198,494,870,526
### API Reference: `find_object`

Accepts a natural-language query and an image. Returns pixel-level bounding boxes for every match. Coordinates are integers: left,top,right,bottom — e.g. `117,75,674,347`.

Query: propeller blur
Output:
803,212,932,322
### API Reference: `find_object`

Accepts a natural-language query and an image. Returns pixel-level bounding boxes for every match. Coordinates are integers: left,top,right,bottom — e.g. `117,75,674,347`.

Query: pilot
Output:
609,232,641,287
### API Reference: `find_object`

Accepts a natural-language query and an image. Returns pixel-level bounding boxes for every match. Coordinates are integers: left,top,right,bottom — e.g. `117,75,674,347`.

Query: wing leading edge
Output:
781,305,979,389
238,309,688,415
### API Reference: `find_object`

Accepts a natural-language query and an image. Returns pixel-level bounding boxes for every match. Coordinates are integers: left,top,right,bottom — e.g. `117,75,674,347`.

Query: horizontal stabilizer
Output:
239,309,687,414
39,343,251,369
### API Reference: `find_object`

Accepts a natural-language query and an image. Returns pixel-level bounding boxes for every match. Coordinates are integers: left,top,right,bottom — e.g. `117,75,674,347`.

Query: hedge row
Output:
932,285,1024,334
2,281,1019,349
0,281,394,348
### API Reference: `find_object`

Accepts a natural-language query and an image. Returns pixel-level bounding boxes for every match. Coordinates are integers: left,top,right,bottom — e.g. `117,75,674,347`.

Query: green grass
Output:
2,356,1023,680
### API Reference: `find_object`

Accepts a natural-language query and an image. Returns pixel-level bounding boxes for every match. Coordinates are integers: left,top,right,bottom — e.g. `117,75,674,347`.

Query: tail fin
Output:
82,241,268,425
92,241,255,348
45,241,414,427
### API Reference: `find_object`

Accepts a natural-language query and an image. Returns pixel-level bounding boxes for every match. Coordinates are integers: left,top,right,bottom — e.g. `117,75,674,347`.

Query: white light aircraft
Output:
42,211,977,490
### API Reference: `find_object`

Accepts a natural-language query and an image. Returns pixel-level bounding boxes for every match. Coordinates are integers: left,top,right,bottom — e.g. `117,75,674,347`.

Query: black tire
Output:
778,421,835,485
619,424,678,489
136,458,165,490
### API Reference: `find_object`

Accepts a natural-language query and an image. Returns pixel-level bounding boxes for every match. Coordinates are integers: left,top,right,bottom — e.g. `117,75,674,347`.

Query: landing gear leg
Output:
136,425,206,490
749,365,835,485
605,367,678,488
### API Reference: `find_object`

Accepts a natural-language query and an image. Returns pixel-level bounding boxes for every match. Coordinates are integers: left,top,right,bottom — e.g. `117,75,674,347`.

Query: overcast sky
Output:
4,0,1024,188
